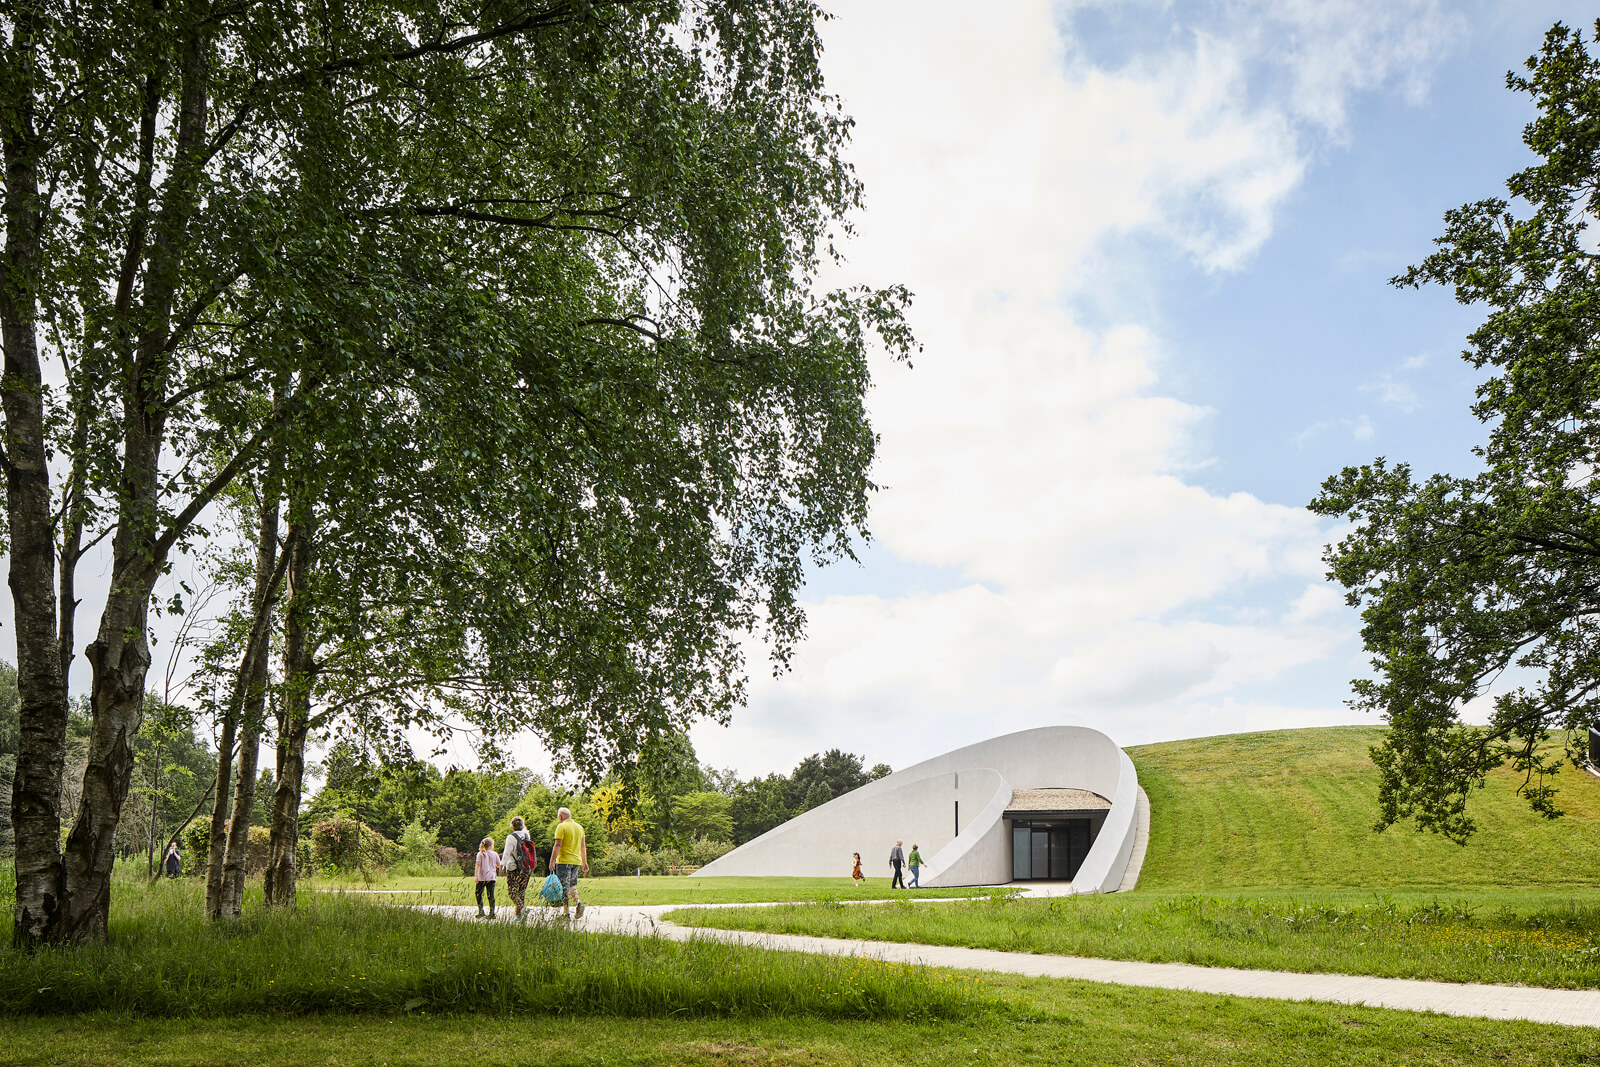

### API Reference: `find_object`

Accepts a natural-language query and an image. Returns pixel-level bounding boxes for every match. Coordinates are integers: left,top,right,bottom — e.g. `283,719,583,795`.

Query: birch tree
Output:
5,0,910,945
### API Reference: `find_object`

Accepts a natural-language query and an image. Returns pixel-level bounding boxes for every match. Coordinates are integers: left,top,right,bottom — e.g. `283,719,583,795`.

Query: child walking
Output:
475,837,501,918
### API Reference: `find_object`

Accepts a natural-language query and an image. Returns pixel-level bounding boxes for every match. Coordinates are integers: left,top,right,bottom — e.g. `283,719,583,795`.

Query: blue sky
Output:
686,1,1600,778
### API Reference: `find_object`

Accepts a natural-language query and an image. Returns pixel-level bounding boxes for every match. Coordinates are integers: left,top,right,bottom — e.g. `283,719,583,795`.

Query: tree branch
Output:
408,202,624,237
581,316,663,342
318,3,609,75
142,382,317,576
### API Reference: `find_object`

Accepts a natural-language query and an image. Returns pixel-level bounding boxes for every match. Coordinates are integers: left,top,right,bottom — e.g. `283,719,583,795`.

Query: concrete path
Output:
420,901,1600,1029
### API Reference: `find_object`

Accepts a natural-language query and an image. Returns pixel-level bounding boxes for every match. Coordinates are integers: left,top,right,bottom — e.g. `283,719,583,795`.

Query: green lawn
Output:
1131,726,1600,890
26,879,1600,1067
667,727,1600,987
668,887,1600,988
12,726,1600,1063
308,872,1000,906
4,974,1598,1066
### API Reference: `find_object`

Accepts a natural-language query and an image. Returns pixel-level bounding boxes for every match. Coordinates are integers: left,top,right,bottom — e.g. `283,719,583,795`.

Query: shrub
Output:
241,825,272,873
594,842,659,877
309,815,397,874
589,839,733,877
682,837,734,866
179,822,209,872
392,819,452,877
434,845,465,875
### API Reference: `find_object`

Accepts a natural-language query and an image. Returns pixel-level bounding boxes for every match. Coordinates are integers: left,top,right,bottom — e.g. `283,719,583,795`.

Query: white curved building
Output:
699,725,1143,891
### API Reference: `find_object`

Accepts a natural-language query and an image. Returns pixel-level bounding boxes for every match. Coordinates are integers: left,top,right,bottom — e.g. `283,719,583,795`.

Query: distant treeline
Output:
3,667,890,879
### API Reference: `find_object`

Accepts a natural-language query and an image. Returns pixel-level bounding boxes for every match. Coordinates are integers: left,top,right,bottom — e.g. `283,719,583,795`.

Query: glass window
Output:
1012,824,1030,881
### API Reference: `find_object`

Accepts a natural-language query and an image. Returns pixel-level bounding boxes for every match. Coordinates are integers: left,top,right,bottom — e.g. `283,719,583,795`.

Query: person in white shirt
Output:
502,815,537,923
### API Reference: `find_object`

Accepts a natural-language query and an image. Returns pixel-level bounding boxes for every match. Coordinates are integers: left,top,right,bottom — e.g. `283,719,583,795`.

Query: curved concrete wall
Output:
698,725,1139,892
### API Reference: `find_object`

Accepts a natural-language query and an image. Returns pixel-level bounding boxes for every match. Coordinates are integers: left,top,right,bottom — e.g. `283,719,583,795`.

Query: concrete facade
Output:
698,725,1140,892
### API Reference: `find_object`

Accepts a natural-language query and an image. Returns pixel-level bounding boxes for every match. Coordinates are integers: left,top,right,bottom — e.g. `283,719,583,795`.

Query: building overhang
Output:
1004,809,1109,820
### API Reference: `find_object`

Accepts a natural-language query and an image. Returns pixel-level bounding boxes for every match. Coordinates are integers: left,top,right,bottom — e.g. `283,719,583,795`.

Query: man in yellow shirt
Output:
551,806,589,919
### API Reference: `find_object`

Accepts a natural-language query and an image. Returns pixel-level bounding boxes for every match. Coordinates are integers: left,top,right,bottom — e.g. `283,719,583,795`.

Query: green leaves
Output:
1315,20,1600,840
9,3,910,911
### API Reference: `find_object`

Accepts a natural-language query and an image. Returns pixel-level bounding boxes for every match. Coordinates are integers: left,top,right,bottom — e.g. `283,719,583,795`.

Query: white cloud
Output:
1363,378,1421,413
1360,351,1436,413
1294,414,1374,446
693,0,1460,775
1058,0,1464,135
1400,352,1431,371
1286,583,1347,624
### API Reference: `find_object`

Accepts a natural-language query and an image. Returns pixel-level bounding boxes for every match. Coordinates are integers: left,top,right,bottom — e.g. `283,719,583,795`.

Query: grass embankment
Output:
1134,726,1600,891
669,727,1600,986
310,873,999,906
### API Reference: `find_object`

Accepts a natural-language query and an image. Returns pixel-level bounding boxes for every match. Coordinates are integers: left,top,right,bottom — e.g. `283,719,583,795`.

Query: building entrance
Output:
1010,819,1091,881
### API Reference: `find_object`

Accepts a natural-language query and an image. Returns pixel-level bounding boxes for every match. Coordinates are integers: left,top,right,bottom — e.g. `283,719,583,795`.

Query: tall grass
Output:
0,878,982,1021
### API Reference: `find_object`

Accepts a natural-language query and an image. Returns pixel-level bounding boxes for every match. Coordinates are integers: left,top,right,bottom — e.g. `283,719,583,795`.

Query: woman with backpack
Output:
502,815,539,923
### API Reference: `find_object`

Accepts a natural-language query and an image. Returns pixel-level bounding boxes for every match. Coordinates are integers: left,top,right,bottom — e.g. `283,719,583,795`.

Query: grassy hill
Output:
1129,725,1600,891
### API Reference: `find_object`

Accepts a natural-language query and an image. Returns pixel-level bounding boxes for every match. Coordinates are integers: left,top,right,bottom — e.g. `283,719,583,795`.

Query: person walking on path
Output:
851,852,864,885
552,806,589,920
502,816,538,923
474,837,501,918
163,843,181,878
889,840,906,889
907,844,923,888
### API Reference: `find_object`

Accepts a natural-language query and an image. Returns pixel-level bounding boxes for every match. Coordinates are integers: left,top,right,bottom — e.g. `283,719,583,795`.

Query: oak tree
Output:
1314,21,1600,841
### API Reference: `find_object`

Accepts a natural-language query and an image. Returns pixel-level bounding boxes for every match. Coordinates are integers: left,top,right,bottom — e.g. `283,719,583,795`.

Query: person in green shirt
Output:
551,806,589,919
907,844,924,888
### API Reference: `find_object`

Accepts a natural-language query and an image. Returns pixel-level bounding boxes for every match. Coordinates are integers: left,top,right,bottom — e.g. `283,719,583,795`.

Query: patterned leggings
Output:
505,867,531,908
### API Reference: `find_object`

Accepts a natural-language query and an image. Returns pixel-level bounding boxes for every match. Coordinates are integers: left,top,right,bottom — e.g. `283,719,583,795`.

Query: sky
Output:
13,1,1596,787
678,0,1598,779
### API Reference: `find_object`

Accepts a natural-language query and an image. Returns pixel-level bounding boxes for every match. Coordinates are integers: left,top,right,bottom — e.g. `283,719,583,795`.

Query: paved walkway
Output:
420,898,1600,1029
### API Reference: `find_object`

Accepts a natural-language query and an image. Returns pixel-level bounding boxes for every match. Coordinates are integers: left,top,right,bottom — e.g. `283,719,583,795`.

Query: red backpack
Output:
514,831,538,872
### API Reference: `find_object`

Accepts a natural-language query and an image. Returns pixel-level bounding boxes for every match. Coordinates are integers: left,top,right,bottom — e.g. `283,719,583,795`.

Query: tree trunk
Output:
62,592,156,942
52,24,214,945
264,511,314,909
202,692,239,918
2,0,70,951
219,702,264,917
145,739,161,880
59,93,105,715
262,711,309,909
219,483,283,918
